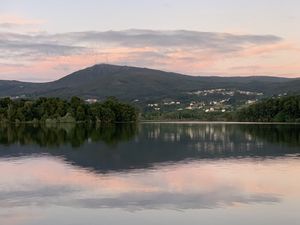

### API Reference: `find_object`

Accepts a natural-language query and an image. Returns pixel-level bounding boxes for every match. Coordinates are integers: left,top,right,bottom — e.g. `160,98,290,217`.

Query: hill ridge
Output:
0,65,299,106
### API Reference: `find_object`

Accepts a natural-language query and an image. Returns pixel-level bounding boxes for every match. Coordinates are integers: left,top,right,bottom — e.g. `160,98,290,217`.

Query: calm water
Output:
0,123,300,225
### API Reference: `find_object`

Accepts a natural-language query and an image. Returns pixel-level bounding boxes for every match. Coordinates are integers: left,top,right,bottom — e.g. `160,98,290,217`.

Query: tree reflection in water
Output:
0,123,299,173
0,123,138,147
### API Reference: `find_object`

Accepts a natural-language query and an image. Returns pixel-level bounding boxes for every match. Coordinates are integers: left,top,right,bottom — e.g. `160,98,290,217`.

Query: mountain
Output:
0,64,300,105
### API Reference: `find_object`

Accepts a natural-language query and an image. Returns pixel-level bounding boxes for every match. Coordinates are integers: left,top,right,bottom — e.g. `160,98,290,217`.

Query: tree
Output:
0,96,137,124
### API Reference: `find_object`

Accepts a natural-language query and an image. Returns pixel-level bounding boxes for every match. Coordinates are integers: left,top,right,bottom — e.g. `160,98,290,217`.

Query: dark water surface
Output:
0,123,299,225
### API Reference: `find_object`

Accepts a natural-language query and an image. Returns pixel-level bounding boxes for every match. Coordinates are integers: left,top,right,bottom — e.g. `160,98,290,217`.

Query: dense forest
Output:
236,95,300,122
0,97,137,123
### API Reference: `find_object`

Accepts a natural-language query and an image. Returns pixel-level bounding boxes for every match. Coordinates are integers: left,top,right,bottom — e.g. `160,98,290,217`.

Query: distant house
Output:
85,99,98,104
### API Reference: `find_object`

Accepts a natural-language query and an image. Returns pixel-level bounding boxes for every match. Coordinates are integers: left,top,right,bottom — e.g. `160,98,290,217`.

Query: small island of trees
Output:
0,97,138,124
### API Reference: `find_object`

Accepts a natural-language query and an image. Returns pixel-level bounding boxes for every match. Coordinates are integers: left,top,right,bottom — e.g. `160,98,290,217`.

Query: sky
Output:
0,0,300,82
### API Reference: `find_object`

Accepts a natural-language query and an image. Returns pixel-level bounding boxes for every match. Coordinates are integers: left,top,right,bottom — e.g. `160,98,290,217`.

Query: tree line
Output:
236,95,300,122
0,97,138,123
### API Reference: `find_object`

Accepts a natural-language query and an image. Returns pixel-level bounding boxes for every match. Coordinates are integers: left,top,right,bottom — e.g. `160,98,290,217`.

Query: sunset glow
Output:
1,0,300,81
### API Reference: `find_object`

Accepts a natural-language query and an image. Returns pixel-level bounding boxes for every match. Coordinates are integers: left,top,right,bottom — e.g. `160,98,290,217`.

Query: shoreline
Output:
140,120,300,125
1,120,300,125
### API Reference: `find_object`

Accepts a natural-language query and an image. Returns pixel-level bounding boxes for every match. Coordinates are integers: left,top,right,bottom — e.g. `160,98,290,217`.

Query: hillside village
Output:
143,88,267,113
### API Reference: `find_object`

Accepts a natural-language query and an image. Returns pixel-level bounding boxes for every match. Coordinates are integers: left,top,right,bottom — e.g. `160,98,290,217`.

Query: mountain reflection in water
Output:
0,123,300,225
0,123,299,172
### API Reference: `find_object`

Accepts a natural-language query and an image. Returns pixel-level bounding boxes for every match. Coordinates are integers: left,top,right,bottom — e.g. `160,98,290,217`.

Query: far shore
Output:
140,120,300,125
1,120,300,126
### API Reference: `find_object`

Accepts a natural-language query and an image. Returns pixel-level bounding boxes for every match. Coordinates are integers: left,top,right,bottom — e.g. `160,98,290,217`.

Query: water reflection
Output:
1,123,299,149
0,123,300,225
1,156,296,210
0,123,138,147
0,123,299,172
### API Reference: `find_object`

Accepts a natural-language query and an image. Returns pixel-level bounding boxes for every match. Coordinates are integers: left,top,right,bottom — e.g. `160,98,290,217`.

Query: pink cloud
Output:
0,14,44,26
1,30,299,80
240,42,298,57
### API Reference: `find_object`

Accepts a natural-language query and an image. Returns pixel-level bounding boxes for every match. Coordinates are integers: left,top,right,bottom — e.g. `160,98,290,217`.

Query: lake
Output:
0,122,299,225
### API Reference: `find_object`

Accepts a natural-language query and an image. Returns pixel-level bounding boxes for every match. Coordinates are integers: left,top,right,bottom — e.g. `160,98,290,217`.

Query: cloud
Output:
0,32,88,61
0,29,297,81
0,23,23,29
55,30,281,51
0,30,282,60
0,14,43,30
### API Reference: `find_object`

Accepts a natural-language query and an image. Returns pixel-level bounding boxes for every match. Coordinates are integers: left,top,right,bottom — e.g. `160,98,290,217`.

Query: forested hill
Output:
236,95,300,122
0,64,300,102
